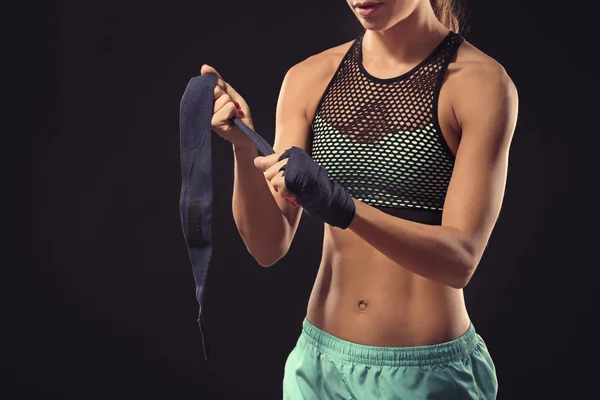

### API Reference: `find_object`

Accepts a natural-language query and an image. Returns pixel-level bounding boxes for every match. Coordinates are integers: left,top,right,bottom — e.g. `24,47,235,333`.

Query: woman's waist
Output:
307,258,469,346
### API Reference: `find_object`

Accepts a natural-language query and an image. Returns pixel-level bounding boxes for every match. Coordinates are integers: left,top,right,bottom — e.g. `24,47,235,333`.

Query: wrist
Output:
279,146,356,229
231,119,257,151
232,141,258,156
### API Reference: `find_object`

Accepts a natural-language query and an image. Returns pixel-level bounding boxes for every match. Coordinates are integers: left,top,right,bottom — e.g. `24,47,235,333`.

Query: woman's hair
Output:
430,0,463,33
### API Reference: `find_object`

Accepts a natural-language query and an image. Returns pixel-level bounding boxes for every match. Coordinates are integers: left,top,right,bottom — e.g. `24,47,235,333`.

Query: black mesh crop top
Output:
309,30,465,226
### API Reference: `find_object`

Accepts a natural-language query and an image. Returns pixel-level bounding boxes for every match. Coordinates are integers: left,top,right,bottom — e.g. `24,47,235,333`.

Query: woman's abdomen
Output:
306,226,471,347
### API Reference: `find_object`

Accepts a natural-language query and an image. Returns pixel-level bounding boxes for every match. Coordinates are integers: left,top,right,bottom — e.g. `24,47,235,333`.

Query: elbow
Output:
451,271,472,289
237,225,290,268
252,246,288,268
248,250,268,267
447,269,471,289
252,227,294,268
450,259,478,289
450,235,481,289
255,255,277,268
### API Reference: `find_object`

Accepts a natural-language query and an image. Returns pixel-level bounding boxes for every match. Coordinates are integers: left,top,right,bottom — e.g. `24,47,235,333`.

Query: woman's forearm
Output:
231,140,290,267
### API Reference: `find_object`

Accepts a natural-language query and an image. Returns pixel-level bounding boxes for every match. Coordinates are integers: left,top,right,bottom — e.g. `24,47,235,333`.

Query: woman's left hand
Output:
254,152,299,207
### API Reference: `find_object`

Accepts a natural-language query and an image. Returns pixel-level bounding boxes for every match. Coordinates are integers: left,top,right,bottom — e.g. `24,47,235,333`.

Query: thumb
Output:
253,156,264,170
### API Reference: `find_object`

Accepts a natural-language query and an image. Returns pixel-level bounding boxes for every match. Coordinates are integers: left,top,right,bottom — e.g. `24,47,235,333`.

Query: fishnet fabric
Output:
310,31,464,212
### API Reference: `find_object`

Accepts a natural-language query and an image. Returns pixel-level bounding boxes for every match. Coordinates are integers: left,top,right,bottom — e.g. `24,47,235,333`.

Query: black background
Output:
15,0,597,398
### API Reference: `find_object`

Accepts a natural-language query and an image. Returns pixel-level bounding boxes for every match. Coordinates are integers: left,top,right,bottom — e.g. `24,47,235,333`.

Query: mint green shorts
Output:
283,317,498,399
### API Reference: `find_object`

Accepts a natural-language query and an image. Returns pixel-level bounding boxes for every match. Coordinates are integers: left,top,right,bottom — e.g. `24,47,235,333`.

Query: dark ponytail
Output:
430,0,464,33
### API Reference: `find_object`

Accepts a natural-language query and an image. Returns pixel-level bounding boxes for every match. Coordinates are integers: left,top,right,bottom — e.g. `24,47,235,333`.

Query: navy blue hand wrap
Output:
278,146,356,229
179,73,274,362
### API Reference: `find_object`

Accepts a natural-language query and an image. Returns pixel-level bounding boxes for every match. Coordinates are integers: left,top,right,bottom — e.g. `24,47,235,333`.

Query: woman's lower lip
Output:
357,3,382,17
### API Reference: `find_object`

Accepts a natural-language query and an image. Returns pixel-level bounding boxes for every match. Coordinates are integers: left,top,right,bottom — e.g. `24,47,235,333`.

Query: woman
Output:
202,0,518,398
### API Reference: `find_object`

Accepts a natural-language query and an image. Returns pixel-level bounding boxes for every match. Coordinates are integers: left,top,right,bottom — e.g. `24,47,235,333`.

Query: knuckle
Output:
210,112,221,124
213,95,226,111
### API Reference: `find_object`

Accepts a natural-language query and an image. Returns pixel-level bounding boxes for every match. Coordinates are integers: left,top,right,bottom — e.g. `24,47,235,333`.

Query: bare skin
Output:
209,0,518,348
302,39,474,347
284,46,512,348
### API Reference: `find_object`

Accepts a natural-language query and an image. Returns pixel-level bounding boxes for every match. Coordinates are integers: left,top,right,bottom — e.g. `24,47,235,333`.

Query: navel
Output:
357,299,368,312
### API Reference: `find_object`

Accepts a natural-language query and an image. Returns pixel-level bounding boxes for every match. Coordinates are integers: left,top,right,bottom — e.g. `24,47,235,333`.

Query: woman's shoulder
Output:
448,36,519,136
282,38,357,119
451,37,515,90
288,37,356,84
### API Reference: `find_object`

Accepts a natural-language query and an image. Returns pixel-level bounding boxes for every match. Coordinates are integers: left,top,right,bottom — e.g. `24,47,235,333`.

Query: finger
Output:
271,173,299,207
201,65,229,93
211,77,241,107
264,159,289,181
284,189,297,201
271,172,286,195
253,156,264,170
214,91,233,113
284,196,299,207
213,85,227,102
200,64,224,81
273,181,296,205
200,65,237,99
218,77,239,98
255,152,283,172
211,101,238,131
271,171,283,192
211,81,226,100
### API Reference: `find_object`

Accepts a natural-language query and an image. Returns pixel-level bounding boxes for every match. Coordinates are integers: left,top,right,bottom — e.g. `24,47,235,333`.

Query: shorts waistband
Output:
300,316,478,367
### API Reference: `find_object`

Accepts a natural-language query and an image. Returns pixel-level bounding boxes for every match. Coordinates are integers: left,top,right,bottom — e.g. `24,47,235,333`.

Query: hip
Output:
283,316,498,399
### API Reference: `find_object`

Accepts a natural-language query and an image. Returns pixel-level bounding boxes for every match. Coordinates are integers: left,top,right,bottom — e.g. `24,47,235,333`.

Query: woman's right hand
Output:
200,64,256,149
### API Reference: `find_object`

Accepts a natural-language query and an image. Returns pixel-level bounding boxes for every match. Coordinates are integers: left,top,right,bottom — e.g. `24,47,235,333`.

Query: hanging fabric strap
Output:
179,72,274,361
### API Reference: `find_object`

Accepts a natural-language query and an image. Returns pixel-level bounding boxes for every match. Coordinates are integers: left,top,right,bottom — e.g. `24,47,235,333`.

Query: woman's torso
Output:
299,30,485,347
